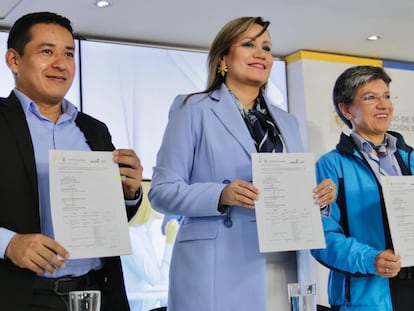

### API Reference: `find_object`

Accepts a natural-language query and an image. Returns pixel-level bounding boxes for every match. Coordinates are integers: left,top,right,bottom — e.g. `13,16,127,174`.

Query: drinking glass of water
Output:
287,283,316,311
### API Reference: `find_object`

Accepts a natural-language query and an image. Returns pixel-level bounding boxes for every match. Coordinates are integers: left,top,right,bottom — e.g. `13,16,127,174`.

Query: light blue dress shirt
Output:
0,89,102,277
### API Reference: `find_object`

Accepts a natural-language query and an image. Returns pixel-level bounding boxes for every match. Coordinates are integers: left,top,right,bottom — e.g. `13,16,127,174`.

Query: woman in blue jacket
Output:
149,16,336,311
311,65,414,310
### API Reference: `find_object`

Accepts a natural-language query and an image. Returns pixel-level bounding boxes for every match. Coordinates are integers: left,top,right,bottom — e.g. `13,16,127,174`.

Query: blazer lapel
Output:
75,113,114,151
1,92,38,194
265,94,303,153
268,107,292,149
210,85,256,155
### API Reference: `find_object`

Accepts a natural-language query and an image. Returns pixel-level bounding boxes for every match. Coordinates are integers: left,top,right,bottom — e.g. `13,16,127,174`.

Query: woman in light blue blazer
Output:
149,16,336,311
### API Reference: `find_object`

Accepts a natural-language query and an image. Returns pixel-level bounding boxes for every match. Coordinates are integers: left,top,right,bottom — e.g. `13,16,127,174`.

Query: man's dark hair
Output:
7,11,73,55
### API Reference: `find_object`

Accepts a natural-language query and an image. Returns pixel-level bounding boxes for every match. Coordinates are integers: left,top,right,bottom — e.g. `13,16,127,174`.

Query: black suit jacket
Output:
0,91,139,310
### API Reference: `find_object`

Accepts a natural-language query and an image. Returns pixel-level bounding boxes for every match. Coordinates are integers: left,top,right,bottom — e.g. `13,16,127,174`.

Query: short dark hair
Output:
333,65,392,128
7,11,73,55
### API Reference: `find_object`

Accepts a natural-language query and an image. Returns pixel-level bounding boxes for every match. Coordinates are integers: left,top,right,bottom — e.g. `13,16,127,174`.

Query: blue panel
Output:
383,60,414,71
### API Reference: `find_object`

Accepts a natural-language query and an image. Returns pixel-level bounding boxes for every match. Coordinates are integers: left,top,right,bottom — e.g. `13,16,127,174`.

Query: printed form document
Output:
49,150,131,259
252,153,325,253
382,175,414,267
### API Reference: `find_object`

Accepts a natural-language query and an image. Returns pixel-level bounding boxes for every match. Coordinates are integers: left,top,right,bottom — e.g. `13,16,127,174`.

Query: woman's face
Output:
221,23,273,90
339,79,394,144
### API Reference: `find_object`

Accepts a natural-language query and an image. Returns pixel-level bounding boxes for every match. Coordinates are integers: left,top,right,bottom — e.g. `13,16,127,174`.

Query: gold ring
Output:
385,267,390,274
236,194,239,201
328,185,334,192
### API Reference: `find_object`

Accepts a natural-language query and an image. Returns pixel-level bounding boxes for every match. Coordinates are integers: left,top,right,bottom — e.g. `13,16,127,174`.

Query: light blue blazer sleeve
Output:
149,84,304,217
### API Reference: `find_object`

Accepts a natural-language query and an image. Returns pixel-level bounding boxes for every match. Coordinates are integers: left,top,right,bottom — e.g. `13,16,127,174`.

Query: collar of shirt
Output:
350,131,398,157
13,88,78,123
350,131,401,177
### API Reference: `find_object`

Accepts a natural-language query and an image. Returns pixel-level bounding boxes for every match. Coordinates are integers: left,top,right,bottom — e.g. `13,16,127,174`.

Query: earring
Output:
217,64,228,77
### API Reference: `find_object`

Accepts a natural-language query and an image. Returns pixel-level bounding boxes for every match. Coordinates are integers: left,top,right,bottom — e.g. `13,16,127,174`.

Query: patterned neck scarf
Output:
368,140,398,176
230,90,283,152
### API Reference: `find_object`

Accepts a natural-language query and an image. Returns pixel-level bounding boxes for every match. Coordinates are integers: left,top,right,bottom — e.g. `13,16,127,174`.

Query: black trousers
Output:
390,277,414,311
29,270,104,311
29,290,69,311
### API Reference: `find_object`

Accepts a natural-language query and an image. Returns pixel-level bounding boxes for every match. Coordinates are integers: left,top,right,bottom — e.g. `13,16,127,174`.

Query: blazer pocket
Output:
176,219,219,242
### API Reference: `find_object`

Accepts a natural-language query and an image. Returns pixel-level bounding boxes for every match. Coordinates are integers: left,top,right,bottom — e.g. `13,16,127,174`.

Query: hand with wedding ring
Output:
219,179,259,209
313,179,337,209
375,249,401,278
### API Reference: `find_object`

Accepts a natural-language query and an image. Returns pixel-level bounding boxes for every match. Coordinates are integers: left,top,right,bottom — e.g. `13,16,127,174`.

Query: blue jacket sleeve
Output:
311,152,380,276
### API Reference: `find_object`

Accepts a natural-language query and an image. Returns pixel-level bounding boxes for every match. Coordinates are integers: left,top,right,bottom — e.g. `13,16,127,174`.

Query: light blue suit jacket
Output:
149,84,303,311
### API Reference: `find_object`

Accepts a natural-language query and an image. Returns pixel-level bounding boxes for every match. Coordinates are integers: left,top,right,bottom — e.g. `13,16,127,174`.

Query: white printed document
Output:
382,176,414,267
49,150,131,259
252,153,325,253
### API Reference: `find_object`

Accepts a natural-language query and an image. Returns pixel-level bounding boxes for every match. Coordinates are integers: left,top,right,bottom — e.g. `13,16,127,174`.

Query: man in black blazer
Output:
0,12,143,310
